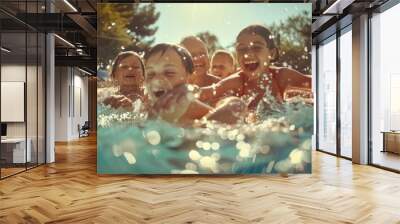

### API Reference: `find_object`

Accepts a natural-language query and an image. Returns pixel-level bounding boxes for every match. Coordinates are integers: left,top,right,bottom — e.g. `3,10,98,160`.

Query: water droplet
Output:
199,156,216,169
185,162,197,171
189,150,201,161
211,142,220,150
289,149,303,164
146,130,161,145
236,134,245,141
196,140,203,148
180,170,198,174
228,129,239,141
239,148,250,158
112,145,122,157
123,152,136,164
266,160,275,173
211,153,220,160
202,142,211,150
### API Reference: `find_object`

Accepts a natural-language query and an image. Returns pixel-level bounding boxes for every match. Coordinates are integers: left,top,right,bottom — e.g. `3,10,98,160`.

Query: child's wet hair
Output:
110,51,145,78
180,36,209,55
236,24,279,61
144,43,194,74
212,50,235,65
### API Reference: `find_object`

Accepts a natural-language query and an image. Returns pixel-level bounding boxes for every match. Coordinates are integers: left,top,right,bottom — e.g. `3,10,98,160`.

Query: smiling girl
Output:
199,25,312,112
103,51,145,110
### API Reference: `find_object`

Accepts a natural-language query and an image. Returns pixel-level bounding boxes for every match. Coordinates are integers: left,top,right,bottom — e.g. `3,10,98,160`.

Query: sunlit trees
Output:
269,10,311,74
196,31,222,57
98,3,160,69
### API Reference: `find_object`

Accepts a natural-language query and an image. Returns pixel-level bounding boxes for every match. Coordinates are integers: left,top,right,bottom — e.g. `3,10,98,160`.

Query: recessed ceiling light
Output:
78,68,92,76
323,0,352,15
63,0,78,12
54,34,75,48
1,47,11,53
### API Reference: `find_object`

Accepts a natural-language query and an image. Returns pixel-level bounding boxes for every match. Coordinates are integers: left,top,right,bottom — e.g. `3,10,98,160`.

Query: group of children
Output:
103,24,312,126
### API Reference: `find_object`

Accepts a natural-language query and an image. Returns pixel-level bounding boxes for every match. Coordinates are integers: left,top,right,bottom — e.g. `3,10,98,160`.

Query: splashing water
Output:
97,86,313,174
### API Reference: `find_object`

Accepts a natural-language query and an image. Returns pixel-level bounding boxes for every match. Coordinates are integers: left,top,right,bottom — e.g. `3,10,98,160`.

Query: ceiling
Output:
0,0,394,73
311,0,390,43
1,0,97,74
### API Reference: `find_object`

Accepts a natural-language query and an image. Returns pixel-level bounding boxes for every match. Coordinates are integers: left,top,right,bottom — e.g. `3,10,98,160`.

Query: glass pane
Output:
371,4,400,171
317,37,337,154
1,31,27,177
26,0,39,169
340,29,352,158
27,31,38,169
38,33,45,165
312,45,317,150
1,1,46,178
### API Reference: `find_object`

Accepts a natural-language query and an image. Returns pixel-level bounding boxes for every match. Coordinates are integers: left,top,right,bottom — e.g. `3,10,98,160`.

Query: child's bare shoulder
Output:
268,66,286,75
270,66,305,77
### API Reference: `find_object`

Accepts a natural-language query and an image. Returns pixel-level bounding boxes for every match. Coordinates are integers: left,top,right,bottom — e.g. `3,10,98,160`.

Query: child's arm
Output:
205,97,247,124
152,85,211,124
276,67,312,90
207,73,221,85
199,73,243,101
103,95,133,110
180,100,212,122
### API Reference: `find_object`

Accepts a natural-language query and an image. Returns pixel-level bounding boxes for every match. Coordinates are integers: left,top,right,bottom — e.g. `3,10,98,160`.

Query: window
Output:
339,28,352,158
0,1,47,179
370,3,400,171
317,36,337,154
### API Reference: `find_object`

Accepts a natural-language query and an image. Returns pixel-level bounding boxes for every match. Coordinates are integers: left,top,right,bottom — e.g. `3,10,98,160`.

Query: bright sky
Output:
152,3,311,48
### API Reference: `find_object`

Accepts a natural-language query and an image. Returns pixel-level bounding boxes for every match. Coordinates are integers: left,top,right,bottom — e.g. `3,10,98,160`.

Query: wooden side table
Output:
381,131,400,154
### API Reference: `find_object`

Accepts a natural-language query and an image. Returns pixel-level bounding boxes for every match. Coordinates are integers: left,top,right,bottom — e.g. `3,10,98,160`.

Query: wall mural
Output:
97,3,313,174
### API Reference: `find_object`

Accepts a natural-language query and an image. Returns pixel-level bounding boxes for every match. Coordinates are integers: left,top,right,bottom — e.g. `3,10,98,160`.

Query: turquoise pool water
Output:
97,96,313,174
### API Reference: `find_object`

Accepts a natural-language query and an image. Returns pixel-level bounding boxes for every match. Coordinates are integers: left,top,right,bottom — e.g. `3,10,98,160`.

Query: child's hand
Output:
153,84,192,123
103,95,133,110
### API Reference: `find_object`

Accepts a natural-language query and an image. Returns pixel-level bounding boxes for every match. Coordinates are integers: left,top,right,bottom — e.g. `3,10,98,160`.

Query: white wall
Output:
54,67,89,141
1,65,41,138
72,73,89,138
55,67,69,141
1,65,26,139
370,4,400,158
1,63,46,164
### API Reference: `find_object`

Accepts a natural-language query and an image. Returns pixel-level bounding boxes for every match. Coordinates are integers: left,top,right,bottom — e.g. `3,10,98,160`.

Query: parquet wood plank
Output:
0,135,399,223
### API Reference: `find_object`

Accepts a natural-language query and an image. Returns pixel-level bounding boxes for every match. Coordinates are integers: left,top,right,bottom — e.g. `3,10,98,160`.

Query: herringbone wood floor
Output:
1,135,400,224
